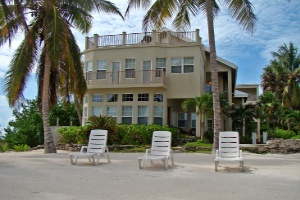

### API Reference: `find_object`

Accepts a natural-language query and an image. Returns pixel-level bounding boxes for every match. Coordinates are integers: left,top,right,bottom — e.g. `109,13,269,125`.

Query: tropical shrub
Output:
13,144,30,152
57,126,88,144
86,115,118,144
272,128,296,139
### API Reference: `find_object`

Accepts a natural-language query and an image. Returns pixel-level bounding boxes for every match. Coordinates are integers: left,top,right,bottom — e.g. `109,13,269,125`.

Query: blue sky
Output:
0,0,300,133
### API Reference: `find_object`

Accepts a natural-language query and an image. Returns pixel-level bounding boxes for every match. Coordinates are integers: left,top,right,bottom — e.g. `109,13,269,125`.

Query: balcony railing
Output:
85,29,201,49
85,69,166,87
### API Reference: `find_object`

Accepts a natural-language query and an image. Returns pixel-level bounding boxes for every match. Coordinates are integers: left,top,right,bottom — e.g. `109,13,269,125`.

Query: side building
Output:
82,28,259,139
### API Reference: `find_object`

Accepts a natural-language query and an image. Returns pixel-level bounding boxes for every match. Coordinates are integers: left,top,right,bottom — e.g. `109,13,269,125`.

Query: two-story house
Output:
82,28,259,140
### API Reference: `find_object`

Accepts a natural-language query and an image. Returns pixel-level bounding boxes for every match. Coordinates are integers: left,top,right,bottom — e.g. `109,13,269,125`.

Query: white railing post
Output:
151,30,156,44
167,31,171,44
93,34,98,49
196,29,201,44
122,32,126,46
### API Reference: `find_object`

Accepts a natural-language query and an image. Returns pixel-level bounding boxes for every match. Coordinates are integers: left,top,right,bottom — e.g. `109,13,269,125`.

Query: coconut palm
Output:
1,0,123,153
230,104,256,135
182,93,213,140
125,0,257,151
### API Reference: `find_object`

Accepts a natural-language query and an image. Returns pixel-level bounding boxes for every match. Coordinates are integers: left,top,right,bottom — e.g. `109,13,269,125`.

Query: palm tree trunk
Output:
206,0,221,153
43,53,57,153
74,97,83,126
200,112,204,140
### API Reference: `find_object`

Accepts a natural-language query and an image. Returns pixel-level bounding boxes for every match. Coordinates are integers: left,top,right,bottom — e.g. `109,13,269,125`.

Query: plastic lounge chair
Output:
69,129,110,166
138,131,174,170
215,131,244,172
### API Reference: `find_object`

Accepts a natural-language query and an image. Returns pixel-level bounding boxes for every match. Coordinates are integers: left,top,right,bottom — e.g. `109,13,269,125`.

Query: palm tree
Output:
1,0,123,153
125,0,257,152
182,93,213,140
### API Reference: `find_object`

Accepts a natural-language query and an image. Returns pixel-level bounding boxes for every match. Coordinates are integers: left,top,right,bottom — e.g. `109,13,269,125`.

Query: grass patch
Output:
183,140,213,148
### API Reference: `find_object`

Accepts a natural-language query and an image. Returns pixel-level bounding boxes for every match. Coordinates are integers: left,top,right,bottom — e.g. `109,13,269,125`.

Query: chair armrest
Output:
145,148,151,156
80,146,88,153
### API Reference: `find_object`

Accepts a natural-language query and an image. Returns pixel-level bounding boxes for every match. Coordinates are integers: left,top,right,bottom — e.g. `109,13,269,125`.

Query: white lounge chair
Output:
138,131,174,170
215,131,244,172
69,129,110,166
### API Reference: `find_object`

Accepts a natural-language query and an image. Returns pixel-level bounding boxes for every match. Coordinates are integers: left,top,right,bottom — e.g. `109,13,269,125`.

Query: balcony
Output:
85,69,166,89
85,29,201,50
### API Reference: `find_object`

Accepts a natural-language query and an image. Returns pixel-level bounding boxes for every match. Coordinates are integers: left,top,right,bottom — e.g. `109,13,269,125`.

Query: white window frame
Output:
153,106,163,125
138,106,149,125
171,57,194,74
107,94,118,102
92,94,103,102
125,59,136,78
97,60,107,79
122,106,132,124
138,93,149,101
92,106,103,116
86,61,93,80
122,93,133,102
107,106,117,121
154,93,163,102
191,112,196,128
178,112,187,127
156,58,166,77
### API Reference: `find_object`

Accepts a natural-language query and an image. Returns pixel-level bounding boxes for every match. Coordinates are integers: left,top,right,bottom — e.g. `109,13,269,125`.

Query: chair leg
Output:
91,156,96,166
138,159,143,169
163,157,168,170
69,155,77,165
171,150,174,165
240,161,244,172
215,161,218,172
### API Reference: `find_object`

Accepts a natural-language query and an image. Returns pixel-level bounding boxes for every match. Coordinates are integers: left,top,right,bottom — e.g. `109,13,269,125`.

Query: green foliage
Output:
0,141,8,152
204,131,214,143
272,128,296,139
57,126,88,144
291,134,300,139
183,140,212,148
49,103,80,126
4,100,43,149
86,115,118,144
13,144,30,152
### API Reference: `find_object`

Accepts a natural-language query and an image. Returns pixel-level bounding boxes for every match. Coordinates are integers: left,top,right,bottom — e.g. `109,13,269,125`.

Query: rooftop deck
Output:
85,29,201,50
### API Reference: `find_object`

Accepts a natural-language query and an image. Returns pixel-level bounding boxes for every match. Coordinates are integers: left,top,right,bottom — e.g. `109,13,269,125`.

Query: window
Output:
107,106,117,121
207,119,213,132
97,60,106,79
154,94,163,102
153,106,163,125
178,113,187,127
156,58,166,77
107,94,118,102
138,93,149,101
191,112,196,128
92,106,103,116
84,95,88,103
92,94,103,102
171,57,194,73
83,107,87,123
86,61,93,80
138,106,148,125
122,94,133,101
125,59,135,78
122,106,132,124
206,84,212,93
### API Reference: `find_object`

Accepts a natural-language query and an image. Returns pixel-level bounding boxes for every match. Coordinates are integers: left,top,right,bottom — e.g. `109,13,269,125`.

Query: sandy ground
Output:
0,150,299,200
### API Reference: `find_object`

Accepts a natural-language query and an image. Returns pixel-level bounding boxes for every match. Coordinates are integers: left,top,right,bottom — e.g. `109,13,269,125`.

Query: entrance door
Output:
142,60,151,83
112,62,120,84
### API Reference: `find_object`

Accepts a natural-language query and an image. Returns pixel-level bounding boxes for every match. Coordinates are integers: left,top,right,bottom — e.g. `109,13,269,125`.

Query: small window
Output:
97,60,106,79
154,94,163,102
84,95,88,103
86,61,93,80
122,94,133,101
183,57,194,73
107,94,118,102
92,94,103,102
138,93,149,101
122,106,132,124
178,113,187,127
171,58,181,73
153,106,163,125
138,106,148,125
92,106,103,116
125,59,135,78
191,112,196,128
107,106,117,121
156,58,166,77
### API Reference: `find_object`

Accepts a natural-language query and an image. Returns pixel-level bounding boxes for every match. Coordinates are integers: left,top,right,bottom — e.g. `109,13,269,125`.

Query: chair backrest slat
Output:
87,130,108,153
151,131,171,156
219,131,240,158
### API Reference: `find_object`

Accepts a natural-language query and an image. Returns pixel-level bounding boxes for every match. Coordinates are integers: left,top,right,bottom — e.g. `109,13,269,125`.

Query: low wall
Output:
257,139,300,154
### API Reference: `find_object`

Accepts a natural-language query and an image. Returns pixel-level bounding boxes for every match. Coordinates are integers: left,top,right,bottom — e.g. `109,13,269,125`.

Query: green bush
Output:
273,128,296,139
204,131,214,143
58,126,88,144
183,140,212,147
13,144,30,152
291,134,300,139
